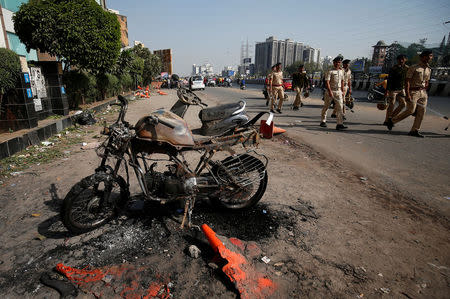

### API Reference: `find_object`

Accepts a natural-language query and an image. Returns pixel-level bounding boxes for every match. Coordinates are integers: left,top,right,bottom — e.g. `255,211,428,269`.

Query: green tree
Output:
131,45,162,85
285,60,322,77
13,0,121,73
0,48,21,104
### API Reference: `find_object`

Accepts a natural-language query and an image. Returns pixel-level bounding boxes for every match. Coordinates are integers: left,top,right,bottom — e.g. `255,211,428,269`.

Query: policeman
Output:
320,56,347,130
270,62,285,113
265,64,276,106
292,64,310,110
387,50,432,137
331,59,351,119
383,54,408,125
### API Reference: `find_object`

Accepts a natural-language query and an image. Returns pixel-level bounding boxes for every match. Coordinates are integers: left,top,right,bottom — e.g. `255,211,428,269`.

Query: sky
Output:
108,0,450,76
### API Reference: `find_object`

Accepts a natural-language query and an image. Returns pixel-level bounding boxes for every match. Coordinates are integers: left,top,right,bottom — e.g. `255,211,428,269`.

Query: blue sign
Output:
351,60,365,72
26,88,33,98
23,73,30,83
61,86,66,94
227,70,235,76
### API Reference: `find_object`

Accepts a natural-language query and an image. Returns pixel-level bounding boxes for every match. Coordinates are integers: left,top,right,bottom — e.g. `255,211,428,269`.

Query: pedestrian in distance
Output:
320,56,347,130
270,62,285,113
331,59,352,119
386,50,433,137
383,54,408,125
292,64,310,110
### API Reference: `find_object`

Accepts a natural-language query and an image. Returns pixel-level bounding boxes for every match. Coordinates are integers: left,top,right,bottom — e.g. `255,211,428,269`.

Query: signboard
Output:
351,60,365,72
23,73,30,84
30,67,47,99
33,98,43,112
161,72,169,78
369,66,383,74
313,72,321,80
227,70,235,77
26,88,33,98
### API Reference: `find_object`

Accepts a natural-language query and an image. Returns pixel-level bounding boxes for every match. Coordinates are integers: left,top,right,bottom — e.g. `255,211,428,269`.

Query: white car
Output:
190,75,205,90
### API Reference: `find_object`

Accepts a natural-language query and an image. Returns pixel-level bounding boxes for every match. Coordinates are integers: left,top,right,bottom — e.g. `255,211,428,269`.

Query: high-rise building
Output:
255,36,319,75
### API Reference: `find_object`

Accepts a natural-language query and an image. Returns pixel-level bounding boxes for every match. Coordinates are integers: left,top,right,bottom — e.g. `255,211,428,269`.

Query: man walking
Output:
331,59,352,119
270,62,285,113
320,56,347,130
265,65,276,106
383,54,408,125
387,50,432,137
292,64,310,110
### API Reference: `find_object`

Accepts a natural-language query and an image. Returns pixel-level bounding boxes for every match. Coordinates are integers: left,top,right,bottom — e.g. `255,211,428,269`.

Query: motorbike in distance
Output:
60,95,269,234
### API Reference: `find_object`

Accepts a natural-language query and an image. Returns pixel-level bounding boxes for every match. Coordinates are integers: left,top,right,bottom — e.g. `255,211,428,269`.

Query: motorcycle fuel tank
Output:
135,110,195,147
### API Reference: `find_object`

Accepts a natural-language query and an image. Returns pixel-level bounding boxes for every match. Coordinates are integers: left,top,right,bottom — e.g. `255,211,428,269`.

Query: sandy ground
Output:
0,90,449,298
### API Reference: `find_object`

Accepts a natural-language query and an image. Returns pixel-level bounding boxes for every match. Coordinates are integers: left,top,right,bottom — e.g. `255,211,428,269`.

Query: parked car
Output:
283,78,292,91
189,75,205,90
207,78,216,87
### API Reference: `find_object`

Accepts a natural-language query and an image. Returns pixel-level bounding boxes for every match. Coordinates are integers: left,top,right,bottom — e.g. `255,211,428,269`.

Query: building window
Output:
6,32,37,61
0,0,28,12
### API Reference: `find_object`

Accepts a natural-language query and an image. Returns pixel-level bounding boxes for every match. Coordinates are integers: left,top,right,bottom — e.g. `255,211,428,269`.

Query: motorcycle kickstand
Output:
180,196,197,229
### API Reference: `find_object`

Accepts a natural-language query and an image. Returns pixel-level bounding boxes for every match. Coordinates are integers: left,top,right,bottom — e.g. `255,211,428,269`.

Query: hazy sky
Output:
108,0,450,75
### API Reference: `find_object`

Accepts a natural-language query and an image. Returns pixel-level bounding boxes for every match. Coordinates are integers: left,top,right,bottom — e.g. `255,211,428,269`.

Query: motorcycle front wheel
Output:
61,172,129,234
210,154,268,210
367,91,374,101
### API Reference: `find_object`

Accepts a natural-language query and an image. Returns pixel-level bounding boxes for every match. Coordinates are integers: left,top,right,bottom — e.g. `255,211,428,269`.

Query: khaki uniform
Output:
322,68,344,125
292,72,309,108
271,71,284,110
333,68,351,115
392,64,431,132
385,64,408,122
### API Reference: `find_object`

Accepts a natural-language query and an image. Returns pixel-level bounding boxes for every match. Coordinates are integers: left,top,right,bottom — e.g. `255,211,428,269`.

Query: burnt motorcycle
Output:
61,95,268,234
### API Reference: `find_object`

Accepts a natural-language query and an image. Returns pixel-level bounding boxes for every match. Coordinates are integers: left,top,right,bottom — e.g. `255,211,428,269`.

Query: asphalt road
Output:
194,85,450,217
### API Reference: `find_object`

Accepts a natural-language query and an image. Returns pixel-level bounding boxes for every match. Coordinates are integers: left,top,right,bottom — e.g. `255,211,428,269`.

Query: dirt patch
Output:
0,95,448,298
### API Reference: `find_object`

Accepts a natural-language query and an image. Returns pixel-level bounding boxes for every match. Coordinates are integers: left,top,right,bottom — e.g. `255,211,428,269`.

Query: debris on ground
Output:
380,287,390,294
73,110,97,125
261,256,271,264
188,245,201,259
81,142,101,150
55,263,172,298
41,141,53,146
360,177,368,182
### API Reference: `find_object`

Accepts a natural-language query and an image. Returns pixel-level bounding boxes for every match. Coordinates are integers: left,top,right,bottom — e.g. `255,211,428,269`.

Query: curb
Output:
0,98,118,160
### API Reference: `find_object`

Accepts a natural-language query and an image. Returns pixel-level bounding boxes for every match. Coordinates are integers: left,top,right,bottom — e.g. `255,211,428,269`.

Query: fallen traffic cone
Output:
158,91,168,95
273,126,286,135
201,224,276,299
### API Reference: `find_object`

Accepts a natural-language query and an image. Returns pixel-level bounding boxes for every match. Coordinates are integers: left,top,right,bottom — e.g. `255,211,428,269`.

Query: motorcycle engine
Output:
144,164,185,198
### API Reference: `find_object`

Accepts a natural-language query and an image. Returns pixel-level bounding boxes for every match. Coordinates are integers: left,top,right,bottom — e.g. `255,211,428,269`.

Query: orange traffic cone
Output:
273,126,286,135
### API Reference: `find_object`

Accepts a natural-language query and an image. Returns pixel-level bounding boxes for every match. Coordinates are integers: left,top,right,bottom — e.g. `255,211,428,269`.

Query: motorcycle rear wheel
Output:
210,154,268,210
61,172,129,234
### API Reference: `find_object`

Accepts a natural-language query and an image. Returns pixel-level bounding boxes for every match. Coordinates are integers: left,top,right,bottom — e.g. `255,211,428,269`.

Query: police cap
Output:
333,56,343,62
342,59,350,64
